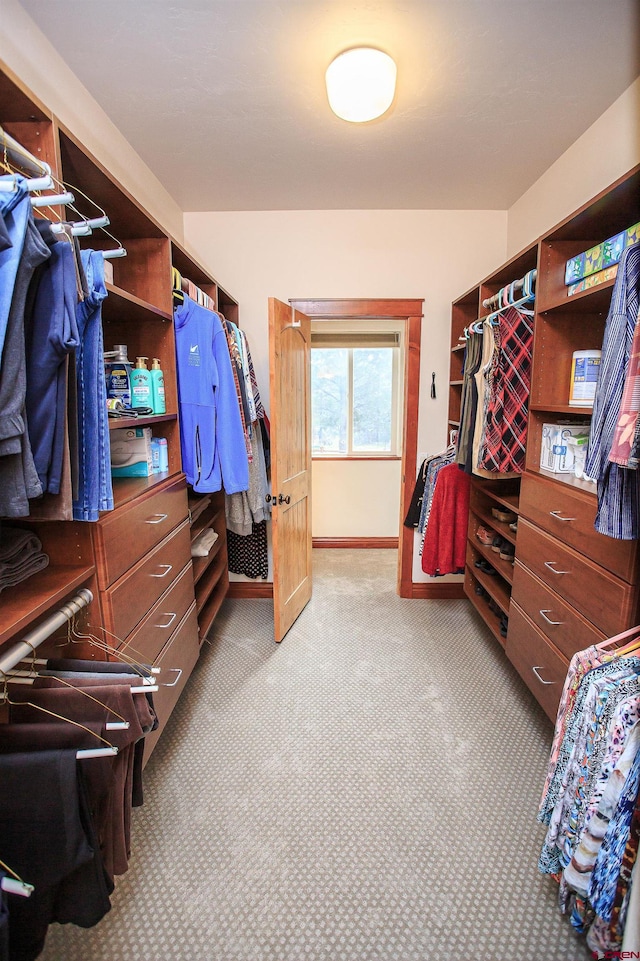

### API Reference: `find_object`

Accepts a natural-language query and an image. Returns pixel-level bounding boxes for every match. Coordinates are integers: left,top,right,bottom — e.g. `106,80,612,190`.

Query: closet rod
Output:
0,588,93,676
0,124,51,179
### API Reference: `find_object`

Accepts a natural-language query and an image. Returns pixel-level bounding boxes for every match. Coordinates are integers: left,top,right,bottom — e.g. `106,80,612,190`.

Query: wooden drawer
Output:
516,518,637,637
142,601,200,763
519,472,638,582
511,561,606,660
119,561,195,663
102,518,192,641
506,601,568,723
94,475,189,588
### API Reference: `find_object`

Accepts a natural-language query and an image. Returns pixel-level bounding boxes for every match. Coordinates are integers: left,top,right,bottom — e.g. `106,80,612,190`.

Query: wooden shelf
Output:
539,279,616,316
468,537,514,588
0,565,95,647
196,551,228,616
191,506,224,542
529,404,593,416
450,380,463,387
470,505,517,547
470,477,520,514
109,413,177,431
451,344,466,353
110,471,176,509
192,537,225,586
464,571,507,647
198,570,229,641
529,467,597,498
104,283,172,324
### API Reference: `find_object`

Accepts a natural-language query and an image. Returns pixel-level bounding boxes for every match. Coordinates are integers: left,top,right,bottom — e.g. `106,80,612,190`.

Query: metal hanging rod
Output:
0,588,93,676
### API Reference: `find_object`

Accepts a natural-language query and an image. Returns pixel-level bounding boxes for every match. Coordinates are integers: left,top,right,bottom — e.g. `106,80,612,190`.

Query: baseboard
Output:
312,537,399,549
408,583,466,599
227,582,274,599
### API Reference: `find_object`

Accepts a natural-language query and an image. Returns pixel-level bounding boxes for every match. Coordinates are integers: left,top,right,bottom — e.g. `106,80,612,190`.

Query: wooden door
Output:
269,298,312,641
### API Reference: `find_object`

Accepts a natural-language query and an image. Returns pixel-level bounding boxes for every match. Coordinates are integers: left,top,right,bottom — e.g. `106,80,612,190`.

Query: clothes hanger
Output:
596,624,640,656
0,669,118,759
0,858,34,898
9,639,130,730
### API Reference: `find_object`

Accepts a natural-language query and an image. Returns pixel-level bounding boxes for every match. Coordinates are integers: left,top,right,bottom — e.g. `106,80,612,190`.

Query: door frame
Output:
290,298,423,598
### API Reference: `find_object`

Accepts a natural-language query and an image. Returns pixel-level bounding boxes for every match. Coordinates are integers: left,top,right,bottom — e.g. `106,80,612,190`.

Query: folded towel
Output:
0,526,49,592
191,528,219,557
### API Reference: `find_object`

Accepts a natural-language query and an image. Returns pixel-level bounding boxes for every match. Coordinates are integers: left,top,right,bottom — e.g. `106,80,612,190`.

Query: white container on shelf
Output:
569,349,601,407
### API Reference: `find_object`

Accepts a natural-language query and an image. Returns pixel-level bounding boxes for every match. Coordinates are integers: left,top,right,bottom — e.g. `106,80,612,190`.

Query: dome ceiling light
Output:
325,47,397,123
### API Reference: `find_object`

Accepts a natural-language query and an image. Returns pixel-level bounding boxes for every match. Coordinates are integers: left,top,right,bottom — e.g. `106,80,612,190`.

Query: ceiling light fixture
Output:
325,47,396,123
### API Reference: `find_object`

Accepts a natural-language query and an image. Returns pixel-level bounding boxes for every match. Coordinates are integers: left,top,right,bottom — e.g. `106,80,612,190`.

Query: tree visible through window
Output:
311,339,400,456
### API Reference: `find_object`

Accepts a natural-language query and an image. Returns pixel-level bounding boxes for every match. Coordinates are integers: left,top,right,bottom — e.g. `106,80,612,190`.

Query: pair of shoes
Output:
500,614,509,638
474,583,489,600
474,558,496,575
488,598,501,616
491,535,505,553
476,524,495,546
499,543,515,563
491,507,517,524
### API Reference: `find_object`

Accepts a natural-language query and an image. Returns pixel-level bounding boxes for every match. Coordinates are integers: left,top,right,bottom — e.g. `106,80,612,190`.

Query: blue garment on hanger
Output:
25,223,80,493
0,176,30,363
73,250,113,521
174,295,249,494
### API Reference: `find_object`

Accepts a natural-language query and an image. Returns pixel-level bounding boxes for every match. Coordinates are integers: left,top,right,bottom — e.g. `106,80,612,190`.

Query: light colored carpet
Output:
40,550,591,961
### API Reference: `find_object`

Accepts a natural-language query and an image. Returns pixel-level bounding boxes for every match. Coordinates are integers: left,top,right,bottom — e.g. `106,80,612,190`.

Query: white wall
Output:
507,77,640,256
1,0,184,241
312,460,402,538
184,208,507,580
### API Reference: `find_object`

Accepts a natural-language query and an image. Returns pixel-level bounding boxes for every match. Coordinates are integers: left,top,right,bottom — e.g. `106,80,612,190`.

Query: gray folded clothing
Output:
0,526,49,592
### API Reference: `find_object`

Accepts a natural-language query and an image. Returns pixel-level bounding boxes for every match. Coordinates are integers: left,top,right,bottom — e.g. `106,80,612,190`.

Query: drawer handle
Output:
162,668,183,688
155,612,177,629
146,513,168,525
150,564,173,578
539,609,563,626
532,666,556,685
549,510,576,522
544,561,569,575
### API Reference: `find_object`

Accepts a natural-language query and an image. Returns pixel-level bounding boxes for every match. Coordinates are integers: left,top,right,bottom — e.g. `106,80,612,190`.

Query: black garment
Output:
404,458,428,528
227,520,268,579
0,750,111,961
0,873,9,961
0,213,11,253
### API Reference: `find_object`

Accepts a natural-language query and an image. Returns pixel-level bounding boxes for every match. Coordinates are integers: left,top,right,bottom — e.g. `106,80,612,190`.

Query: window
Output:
310,324,403,457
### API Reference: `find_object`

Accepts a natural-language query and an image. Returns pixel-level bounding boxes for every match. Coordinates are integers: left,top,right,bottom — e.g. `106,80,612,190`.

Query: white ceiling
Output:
20,0,640,212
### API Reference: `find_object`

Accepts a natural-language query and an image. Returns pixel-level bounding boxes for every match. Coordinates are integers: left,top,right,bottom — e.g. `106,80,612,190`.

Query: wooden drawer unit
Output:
101,519,192,641
516,518,636,638
94,475,189,588
519,472,638,582
119,561,195,663
142,601,201,762
506,601,568,723
511,560,606,660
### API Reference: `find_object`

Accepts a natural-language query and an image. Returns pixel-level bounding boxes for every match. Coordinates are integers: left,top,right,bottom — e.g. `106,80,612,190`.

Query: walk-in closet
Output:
0,2,639,959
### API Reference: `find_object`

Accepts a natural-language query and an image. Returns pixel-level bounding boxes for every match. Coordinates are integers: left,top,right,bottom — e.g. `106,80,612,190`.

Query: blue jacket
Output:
174,296,249,494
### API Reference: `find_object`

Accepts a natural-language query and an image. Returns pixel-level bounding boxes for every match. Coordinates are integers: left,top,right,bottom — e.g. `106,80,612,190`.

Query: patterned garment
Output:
588,742,640,927
479,306,534,473
609,307,640,467
585,242,640,539
227,521,268,579
223,318,253,462
539,659,640,828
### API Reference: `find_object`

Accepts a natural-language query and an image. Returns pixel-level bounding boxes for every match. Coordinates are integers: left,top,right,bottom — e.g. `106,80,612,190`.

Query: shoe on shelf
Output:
474,583,489,599
474,558,496,575
509,519,518,533
476,525,496,546
500,616,509,638
499,543,515,563
491,535,505,553
491,507,517,524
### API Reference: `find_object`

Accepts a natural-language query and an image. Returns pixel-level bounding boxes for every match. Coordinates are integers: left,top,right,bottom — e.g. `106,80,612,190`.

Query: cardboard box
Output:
110,426,153,477
540,422,591,474
565,221,640,286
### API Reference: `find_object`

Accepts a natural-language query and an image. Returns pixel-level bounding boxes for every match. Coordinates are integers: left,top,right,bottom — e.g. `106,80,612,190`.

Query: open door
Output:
269,298,312,642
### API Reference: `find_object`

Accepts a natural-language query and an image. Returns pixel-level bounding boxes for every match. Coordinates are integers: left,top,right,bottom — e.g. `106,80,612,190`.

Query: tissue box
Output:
540,423,591,474
110,426,153,477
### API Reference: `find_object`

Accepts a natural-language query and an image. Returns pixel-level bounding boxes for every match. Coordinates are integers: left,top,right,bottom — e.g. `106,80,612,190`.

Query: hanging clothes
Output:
455,330,482,469
478,304,534,473
174,295,249,494
538,637,640,954
420,463,470,576
227,521,268,580
585,242,640,539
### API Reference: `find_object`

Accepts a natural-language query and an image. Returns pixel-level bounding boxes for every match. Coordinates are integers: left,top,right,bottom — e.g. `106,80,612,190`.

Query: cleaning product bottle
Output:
104,345,133,408
150,357,166,414
131,357,152,410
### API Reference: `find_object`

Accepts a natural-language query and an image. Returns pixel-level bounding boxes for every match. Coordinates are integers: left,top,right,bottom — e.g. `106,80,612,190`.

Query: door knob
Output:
278,493,291,505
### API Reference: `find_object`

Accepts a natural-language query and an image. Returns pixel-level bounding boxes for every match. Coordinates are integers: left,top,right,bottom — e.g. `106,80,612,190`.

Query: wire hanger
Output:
0,668,118,759
0,858,34,899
